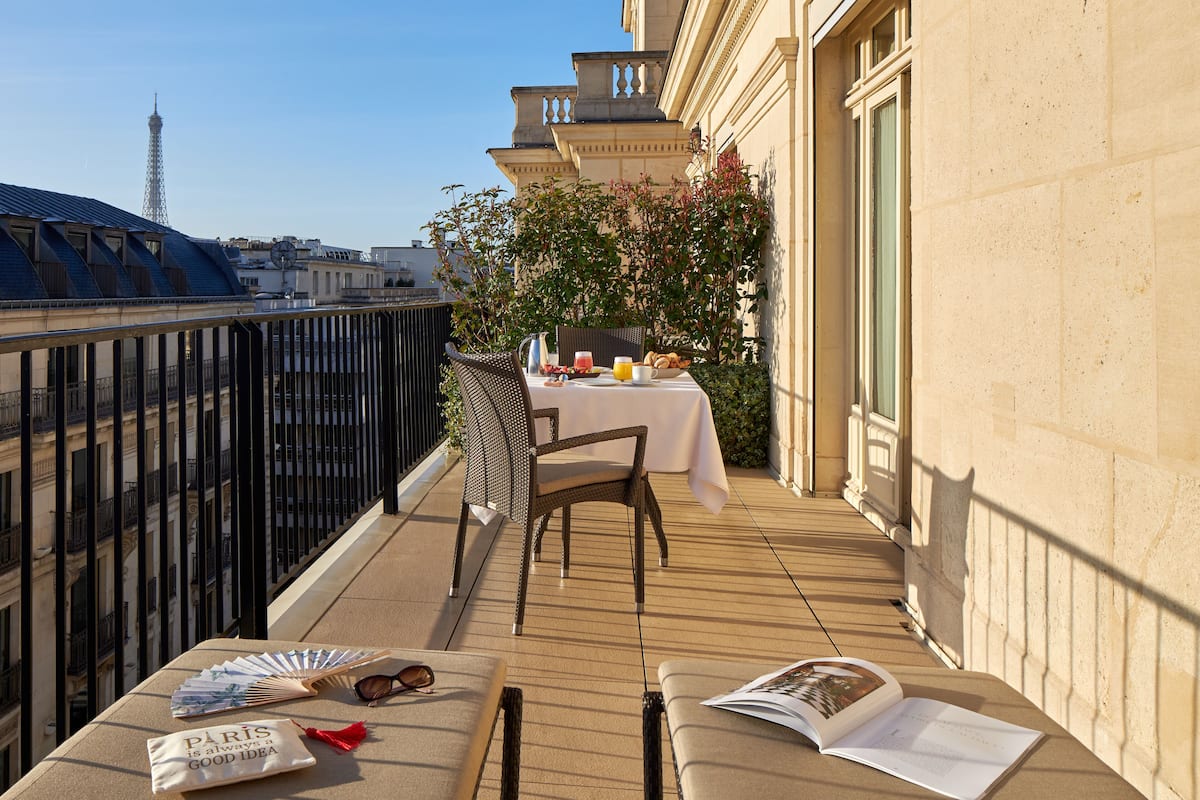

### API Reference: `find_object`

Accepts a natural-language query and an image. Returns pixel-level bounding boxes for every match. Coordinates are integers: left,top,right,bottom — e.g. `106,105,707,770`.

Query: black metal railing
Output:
0,522,20,574
0,660,20,713
0,301,451,777
64,498,115,553
186,449,232,488
121,466,180,530
66,612,117,676
0,358,233,439
191,536,233,586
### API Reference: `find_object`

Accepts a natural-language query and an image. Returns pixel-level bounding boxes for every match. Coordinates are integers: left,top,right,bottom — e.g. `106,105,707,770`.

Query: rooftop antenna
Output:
142,93,169,226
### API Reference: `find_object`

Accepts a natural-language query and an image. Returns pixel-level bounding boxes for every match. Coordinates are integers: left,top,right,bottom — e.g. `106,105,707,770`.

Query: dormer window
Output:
66,230,88,262
105,234,125,263
146,238,162,260
10,224,35,261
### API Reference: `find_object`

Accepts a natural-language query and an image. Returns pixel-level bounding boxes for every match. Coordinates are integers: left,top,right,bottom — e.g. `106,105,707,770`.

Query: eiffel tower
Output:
142,94,169,226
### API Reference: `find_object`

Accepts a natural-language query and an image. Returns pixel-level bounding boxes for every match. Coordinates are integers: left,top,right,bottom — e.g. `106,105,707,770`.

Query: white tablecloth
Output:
526,373,728,514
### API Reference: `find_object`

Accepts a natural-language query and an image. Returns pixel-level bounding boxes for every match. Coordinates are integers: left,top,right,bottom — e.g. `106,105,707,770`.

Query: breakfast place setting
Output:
521,330,729,516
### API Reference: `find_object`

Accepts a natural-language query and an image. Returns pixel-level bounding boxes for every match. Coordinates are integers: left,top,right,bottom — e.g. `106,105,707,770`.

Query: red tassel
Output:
296,720,368,751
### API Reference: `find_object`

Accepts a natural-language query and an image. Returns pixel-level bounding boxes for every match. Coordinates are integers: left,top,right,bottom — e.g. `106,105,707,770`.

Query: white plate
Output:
629,380,660,386
584,376,620,386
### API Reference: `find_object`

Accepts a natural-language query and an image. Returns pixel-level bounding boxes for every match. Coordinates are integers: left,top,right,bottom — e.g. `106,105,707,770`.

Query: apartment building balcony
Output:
339,286,440,305
0,298,937,799
64,498,115,553
492,50,691,189
66,611,117,677
255,454,936,798
186,449,231,489
0,660,19,714
0,302,1154,798
0,358,230,441
0,523,19,575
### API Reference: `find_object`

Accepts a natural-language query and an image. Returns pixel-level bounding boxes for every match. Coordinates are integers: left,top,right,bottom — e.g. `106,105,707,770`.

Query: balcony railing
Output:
510,50,668,146
191,536,233,586
0,358,233,439
122,465,180,529
186,449,232,489
0,301,451,777
67,612,117,676
339,286,440,304
0,522,20,574
65,498,115,553
0,660,20,713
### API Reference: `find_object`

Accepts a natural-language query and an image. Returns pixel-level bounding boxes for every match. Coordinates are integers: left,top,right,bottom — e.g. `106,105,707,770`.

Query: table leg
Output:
645,482,668,567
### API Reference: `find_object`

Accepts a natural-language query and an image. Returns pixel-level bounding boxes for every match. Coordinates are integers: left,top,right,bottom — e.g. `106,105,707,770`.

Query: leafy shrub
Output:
688,361,770,467
427,153,773,459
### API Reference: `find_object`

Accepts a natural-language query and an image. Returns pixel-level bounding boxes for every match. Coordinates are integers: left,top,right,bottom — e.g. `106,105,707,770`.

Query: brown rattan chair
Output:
555,325,645,370
446,343,659,635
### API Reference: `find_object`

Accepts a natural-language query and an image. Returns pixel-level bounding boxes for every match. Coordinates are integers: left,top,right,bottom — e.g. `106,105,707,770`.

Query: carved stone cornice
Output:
550,120,690,171
488,147,577,189
661,0,767,122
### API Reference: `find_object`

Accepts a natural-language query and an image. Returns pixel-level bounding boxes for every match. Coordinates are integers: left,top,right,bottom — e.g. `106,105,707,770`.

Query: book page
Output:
703,658,903,747
826,696,1043,800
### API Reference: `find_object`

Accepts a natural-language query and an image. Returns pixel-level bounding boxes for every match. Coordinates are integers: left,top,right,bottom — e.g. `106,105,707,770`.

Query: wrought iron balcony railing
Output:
0,522,20,574
0,660,20,714
67,612,117,676
0,301,451,778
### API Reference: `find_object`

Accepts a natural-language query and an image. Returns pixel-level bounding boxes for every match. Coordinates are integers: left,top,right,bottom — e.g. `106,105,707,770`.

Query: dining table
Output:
525,371,728,515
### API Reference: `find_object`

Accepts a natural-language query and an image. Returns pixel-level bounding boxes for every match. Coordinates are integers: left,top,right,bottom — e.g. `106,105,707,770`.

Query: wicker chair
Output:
556,325,645,370
446,343,660,635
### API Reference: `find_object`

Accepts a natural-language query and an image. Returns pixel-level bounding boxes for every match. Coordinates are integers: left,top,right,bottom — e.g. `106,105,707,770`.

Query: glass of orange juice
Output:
612,356,633,382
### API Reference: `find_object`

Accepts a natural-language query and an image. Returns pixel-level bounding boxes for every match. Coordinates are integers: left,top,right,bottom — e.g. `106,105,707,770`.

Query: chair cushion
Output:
536,458,641,496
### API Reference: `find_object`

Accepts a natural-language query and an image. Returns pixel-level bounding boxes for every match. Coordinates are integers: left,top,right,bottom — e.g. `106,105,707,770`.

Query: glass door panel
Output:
870,97,898,422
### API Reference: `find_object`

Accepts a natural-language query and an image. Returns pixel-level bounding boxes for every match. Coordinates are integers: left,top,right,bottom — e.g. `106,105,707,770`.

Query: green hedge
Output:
689,361,770,468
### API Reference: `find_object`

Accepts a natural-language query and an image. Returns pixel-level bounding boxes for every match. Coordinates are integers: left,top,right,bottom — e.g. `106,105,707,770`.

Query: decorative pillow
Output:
147,718,315,794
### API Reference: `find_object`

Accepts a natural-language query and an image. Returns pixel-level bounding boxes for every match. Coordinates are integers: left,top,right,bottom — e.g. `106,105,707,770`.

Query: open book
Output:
702,657,1043,800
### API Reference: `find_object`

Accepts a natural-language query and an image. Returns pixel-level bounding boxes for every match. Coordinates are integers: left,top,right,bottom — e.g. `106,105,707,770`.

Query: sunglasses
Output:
353,664,436,705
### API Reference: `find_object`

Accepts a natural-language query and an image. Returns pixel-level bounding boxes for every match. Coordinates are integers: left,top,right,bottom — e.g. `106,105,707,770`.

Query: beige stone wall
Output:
660,0,807,487
508,0,1200,786
906,0,1200,796
650,0,1200,794
623,0,687,51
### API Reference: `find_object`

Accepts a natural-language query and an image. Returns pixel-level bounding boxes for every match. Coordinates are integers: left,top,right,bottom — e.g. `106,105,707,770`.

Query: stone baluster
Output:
510,85,577,146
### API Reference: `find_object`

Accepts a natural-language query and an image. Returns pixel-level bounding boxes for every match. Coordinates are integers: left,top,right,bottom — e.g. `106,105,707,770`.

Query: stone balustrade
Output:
511,86,577,146
571,50,669,122
508,51,669,147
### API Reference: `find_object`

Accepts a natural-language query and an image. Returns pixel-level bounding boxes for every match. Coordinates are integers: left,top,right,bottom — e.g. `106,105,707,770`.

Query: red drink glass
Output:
573,351,594,372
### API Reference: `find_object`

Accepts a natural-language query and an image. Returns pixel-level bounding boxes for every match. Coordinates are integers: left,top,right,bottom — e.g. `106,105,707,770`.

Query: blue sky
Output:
0,1,632,251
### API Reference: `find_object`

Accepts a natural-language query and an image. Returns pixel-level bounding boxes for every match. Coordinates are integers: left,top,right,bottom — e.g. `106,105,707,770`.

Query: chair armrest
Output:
533,425,648,485
532,407,559,442
534,425,646,456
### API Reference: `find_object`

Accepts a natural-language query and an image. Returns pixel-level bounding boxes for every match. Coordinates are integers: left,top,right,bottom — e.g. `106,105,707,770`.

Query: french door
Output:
846,73,909,524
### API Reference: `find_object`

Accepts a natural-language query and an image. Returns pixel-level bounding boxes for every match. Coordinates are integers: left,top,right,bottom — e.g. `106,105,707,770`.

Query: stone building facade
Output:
496,1,1200,796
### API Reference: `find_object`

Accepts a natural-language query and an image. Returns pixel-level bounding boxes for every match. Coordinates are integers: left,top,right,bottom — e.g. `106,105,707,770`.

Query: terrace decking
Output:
270,453,939,798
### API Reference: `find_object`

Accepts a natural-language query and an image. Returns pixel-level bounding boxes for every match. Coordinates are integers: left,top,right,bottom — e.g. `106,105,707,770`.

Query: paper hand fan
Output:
171,648,386,718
